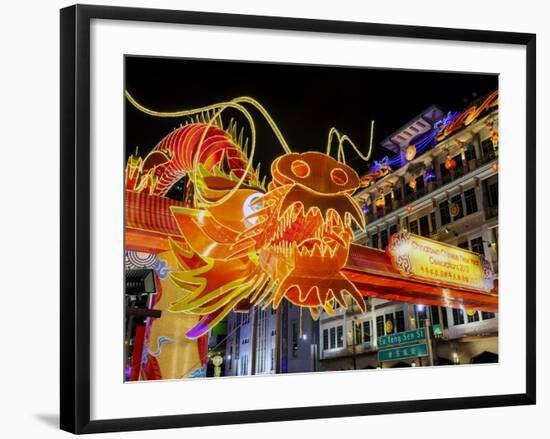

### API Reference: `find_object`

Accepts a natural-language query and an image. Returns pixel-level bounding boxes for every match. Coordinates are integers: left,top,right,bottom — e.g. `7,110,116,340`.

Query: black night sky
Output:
125,56,497,178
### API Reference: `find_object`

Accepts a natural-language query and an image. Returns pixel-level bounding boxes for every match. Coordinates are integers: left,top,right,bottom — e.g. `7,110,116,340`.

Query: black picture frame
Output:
60,4,536,434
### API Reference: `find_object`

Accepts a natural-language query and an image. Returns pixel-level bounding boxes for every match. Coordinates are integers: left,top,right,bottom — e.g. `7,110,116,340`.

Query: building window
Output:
419,215,430,237
270,347,275,371
389,224,398,236
415,175,425,194
467,311,480,323
409,219,419,235
353,321,362,345
482,311,496,320
464,188,478,215
439,200,451,226
441,307,449,328
451,194,464,220
323,329,329,350
481,137,493,158
452,308,465,325
453,154,464,170
336,326,344,348
228,346,233,370
465,143,477,161
380,229,389,249
394,187,402,201
384,193,392,208
362,321,371,343
470,237,485,257
440,161,450,179
430,306,440,325
488,181,498,207
395,310,405,333
324,325,345,350
417,305,428,328
376,316,384,338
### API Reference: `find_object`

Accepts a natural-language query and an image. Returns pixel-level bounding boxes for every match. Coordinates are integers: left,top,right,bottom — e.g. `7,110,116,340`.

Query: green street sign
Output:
432,323,443,338
378,342,428,362
378,328,426,348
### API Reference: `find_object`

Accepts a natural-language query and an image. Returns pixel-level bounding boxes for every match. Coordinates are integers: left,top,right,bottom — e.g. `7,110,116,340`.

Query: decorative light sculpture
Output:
125,92,375,339
405,144,417,161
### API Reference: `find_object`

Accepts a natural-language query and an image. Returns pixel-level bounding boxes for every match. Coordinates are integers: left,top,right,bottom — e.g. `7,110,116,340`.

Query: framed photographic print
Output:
60,4,536,434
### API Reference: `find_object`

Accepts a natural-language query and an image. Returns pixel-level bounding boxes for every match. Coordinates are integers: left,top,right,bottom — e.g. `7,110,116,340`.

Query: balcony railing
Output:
365,152,497,223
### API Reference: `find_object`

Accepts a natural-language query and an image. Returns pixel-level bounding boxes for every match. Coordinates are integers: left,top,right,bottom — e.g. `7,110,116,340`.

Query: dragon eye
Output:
291,160,310,178
330,168,348,186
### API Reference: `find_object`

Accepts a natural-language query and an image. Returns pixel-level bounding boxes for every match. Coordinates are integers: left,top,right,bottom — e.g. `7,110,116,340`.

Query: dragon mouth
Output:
269,197,354,260
278,184,365,230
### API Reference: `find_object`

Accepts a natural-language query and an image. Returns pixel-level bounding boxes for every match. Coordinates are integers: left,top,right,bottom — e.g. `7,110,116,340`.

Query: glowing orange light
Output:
492,162,499,172
405,145,417,161
445,158,457,171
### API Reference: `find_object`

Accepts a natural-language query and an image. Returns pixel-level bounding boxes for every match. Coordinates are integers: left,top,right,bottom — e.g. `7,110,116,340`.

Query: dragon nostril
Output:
291,160,310,178
330,168,348,185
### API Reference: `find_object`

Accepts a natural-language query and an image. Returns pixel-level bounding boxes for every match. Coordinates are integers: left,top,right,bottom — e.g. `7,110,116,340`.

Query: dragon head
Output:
241,151,367,315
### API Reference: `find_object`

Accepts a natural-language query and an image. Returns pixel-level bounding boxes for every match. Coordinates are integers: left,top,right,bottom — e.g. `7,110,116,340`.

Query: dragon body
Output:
126,95,371,339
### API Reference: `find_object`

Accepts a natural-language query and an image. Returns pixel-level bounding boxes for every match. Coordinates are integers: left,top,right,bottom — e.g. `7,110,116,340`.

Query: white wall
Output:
0,0,546,437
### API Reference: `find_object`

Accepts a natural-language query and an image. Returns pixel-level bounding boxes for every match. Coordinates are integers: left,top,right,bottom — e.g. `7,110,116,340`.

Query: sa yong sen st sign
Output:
378,327,426,348
386,232,494,292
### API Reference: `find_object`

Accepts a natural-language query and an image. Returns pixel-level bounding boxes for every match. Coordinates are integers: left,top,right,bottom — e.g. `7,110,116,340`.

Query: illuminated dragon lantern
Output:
125,93,374,339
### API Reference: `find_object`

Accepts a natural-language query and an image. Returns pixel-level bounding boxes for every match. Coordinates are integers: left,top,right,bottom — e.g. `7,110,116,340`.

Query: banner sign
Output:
386,232,494,292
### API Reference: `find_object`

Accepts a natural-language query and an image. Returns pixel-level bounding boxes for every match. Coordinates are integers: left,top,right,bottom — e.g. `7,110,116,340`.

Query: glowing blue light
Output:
424,169,436,182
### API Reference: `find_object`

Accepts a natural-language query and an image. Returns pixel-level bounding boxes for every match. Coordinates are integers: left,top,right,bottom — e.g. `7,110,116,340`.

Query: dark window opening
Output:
439,200,451,226
464,188,478,215
452,308,465,325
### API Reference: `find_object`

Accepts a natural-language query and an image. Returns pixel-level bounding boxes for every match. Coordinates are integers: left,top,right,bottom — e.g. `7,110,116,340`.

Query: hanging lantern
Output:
405,144,417,161
375,197,386,208
465,309,477,317
408,177,417,190
492,161,499,172
445,156,457,171
406,206,413,213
